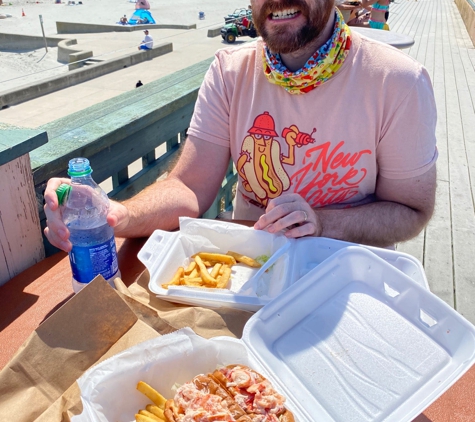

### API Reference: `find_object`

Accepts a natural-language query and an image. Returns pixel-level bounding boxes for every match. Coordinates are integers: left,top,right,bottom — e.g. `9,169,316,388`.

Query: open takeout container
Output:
138,218,429,311
73,247,475,422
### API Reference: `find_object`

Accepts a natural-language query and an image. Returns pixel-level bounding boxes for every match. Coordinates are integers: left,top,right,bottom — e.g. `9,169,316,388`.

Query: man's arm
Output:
316,165,437,247
112,135,230,238
255,165,436,248
43,136,230,251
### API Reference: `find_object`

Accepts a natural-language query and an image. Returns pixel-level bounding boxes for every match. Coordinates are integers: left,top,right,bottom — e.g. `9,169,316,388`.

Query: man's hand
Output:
254,193,320,238
43,177,72,252
254,166,437,247
44,178,130,252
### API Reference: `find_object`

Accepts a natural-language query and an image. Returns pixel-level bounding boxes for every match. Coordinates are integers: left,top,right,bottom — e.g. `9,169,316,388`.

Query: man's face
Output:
252,0,334,54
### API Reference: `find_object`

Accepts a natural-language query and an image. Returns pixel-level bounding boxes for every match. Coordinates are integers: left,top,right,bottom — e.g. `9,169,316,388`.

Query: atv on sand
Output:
221,15,257,44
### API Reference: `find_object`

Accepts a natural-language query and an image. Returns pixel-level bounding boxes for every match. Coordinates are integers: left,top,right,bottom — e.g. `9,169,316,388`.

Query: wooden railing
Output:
1,57,237,278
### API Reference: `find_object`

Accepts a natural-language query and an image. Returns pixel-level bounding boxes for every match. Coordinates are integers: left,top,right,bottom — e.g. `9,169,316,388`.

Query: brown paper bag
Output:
128,269,254,339
0,270,255,422
0,277,165,422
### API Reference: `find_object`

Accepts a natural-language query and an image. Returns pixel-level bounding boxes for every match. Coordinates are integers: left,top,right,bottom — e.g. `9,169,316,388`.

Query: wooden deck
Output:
389,0,475,324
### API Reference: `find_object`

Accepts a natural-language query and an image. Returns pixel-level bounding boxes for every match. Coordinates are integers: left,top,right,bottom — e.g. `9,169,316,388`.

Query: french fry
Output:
135,414,157,422
146,404,165,420
136,381,167,409
188,267,199,278
226,251,262,268
161,267,184,289
216,265,232,289
210,263,222,279
184,261,196,275
162,250,259,291
194,256,217,287
139,409,163,421
193,252,237,266
182,277,204,286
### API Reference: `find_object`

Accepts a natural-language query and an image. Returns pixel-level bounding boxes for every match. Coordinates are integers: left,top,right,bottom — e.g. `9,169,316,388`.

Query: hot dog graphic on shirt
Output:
237,111,315,207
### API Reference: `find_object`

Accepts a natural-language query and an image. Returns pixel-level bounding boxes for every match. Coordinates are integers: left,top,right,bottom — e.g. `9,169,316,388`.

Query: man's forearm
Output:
116,177,200,238
317,201,432,247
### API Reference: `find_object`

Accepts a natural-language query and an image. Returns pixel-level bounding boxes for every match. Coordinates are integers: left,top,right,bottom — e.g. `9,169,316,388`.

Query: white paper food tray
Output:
138,218,429,311
73,247,475,422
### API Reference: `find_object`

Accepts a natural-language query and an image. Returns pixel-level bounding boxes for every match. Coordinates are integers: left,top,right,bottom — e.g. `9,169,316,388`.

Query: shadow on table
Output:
413,414,432,422
0,252,66,332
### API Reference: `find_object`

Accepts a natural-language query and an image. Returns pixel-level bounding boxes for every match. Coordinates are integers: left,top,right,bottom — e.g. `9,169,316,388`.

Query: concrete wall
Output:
0,42,173,108
57,38,93,65
68,50,95,70
207,25,223,37
56,21,196,34
0,32,94,70
455,0,475,47
0,33,66,51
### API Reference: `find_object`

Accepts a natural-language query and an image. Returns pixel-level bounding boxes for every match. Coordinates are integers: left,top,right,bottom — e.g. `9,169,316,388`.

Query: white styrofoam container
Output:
138,218,293,310
73,247,475,422
138,218,429,311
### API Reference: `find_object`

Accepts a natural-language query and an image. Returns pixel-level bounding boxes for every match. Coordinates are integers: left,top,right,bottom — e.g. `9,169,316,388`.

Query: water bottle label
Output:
69,237,119,284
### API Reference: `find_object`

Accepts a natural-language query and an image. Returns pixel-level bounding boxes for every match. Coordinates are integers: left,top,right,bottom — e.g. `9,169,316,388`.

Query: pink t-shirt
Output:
188,32,438,221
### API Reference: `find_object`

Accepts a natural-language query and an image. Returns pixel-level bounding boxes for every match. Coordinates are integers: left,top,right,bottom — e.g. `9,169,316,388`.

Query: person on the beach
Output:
136,80,144,88
44,0,437,249
138,29,153,50
120,15,128,25
346,0,390,30
366,0,390,30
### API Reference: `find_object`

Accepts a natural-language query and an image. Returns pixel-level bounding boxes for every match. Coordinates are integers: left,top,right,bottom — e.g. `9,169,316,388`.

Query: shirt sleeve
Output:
377,67,438,179
187,53,232,148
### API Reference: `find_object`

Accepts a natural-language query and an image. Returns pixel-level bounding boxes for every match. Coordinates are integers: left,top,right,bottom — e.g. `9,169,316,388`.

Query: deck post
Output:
0,128,48,286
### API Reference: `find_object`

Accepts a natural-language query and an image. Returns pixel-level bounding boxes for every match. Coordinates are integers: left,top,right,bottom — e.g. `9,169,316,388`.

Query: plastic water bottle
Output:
56,158,120,293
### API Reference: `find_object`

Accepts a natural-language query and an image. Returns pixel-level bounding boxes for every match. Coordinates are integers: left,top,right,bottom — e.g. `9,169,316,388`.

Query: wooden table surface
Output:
1,236,474,421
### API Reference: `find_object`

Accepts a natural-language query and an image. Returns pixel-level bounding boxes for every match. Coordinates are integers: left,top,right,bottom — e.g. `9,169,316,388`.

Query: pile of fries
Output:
135,381,168,422
161,251,261,290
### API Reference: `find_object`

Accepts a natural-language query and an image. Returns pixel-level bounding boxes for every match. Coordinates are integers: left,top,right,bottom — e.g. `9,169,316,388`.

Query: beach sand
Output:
0,0,250,90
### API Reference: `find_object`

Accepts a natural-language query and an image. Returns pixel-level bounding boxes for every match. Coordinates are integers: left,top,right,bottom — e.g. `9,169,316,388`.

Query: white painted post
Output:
0,129,48,285
0,154,45,285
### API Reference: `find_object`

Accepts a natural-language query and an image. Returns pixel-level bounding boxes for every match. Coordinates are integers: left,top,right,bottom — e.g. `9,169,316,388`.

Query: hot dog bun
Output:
164,366,295,422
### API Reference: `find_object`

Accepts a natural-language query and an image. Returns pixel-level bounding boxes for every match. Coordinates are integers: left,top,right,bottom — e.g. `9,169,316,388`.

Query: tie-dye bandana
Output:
262,9,352,94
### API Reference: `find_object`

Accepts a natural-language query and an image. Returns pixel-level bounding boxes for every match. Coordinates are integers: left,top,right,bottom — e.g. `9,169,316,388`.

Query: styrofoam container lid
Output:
74,247,475,422
242,246,475,421
286,236,429,290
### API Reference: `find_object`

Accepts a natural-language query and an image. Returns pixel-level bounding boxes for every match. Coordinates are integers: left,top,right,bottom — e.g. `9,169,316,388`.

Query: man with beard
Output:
44,0,437,250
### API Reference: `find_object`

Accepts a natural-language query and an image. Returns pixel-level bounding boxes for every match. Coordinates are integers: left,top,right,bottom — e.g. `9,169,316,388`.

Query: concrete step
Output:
83,58,104,66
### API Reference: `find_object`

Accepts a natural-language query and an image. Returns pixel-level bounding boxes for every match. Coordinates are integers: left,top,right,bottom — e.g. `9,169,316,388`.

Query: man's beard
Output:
253,0,334,54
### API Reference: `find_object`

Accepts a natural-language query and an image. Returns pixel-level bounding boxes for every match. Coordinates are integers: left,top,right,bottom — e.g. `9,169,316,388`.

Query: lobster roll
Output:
211,364,295,422
163,366,295,422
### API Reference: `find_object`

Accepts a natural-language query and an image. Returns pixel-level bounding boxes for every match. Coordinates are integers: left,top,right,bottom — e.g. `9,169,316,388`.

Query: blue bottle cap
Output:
67,157,93,177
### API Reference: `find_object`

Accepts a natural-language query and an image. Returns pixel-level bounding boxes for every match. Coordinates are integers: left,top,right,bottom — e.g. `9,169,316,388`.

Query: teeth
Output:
271,8,298,19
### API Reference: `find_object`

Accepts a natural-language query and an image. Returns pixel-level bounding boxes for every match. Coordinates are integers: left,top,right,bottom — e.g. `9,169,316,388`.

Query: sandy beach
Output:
0,0,249,90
